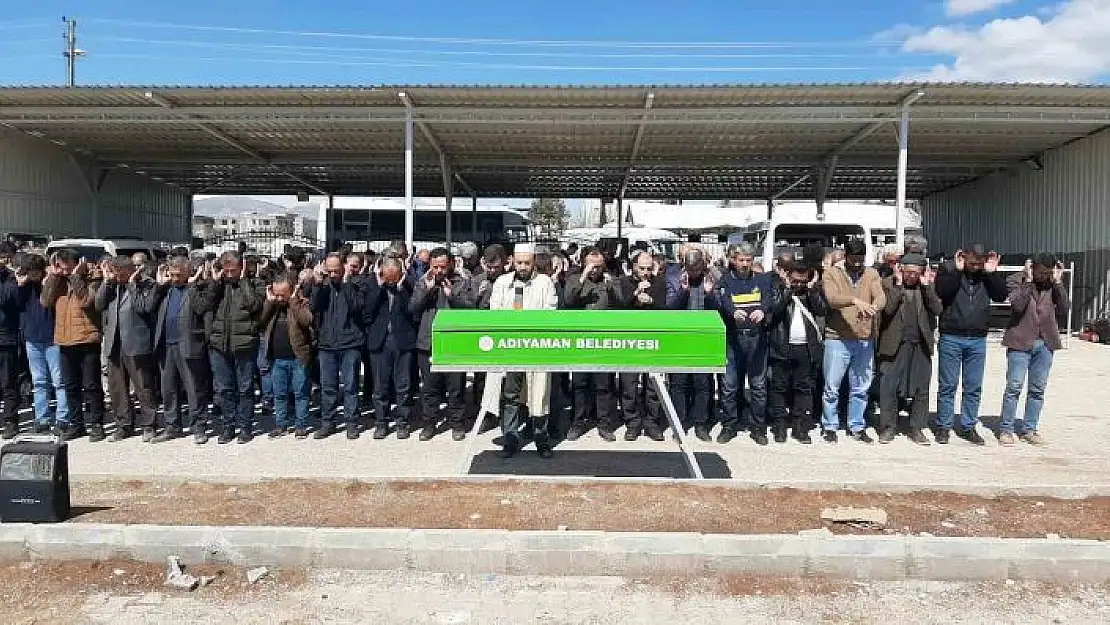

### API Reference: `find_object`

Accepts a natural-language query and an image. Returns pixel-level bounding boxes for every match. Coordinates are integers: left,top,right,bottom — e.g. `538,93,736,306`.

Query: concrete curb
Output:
1,523,1108,582
68,473,1110,499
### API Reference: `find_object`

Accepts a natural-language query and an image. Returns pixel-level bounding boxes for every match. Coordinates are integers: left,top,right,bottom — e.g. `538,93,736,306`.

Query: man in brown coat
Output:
259,273,315,439
41,249,106,442
876,254,942,445
821,239,886,444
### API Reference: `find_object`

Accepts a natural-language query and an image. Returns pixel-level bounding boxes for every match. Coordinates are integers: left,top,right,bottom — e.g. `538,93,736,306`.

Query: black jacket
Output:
409,273,475,352
153,282,210,359
615,274,666,310
363,275,418,352
310,279,365,351
934,262,1008,337
765,282,829,364
0,271,21,347
195,277,264,355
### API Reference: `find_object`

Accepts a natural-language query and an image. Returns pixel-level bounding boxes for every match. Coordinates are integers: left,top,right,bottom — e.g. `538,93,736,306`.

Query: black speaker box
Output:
0,440,70,523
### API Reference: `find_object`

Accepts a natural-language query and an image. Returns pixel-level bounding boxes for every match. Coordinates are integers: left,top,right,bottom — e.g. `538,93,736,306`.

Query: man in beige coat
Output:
488,244,559,458
821,239,886,444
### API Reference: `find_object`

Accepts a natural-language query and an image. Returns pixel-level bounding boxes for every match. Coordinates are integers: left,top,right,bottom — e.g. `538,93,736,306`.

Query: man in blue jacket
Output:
716,243,774,445
310,253,366,440
14,254,69,437
363,257,418,440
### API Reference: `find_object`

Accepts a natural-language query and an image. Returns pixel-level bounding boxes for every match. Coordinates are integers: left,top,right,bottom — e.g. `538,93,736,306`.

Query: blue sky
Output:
3,0,1103,85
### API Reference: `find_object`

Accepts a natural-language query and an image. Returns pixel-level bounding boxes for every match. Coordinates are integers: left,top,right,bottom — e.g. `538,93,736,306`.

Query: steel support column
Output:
616,197,623,242
404,106,415,251
895,92,925,251
471,194,479,244
441,153,453,246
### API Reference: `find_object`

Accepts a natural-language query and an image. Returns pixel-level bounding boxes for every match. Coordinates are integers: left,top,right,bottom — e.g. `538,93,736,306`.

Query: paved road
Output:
62,341,1110,491
60,570,1110,625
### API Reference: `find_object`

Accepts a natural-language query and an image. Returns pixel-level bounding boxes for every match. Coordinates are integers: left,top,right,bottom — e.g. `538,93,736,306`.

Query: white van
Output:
728,218,875,269
45,238,165,262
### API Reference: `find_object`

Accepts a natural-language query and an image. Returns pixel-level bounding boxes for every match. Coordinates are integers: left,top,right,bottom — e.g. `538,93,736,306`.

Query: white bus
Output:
326,198,532,247
727,217,875,268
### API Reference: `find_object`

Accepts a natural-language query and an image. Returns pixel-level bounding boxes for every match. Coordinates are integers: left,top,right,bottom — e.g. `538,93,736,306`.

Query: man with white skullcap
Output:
487,244,559,458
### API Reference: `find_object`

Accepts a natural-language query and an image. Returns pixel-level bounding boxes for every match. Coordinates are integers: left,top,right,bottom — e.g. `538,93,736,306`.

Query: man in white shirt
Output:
489,244,559,458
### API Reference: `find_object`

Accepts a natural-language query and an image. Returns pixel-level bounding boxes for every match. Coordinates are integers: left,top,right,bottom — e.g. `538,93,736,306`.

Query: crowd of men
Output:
0,234,1070,459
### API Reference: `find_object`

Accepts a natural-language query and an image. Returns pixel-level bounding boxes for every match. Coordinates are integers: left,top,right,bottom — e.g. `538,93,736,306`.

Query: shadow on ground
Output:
467,450,731,479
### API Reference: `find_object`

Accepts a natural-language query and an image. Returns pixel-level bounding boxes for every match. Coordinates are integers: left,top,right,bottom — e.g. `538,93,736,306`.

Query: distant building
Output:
191,215,216,240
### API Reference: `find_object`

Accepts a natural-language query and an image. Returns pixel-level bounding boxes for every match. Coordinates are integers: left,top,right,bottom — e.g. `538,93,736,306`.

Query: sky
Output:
1,0,1108,85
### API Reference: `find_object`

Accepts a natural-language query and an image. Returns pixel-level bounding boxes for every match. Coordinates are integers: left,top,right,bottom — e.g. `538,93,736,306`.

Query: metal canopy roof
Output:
1,83,1108,200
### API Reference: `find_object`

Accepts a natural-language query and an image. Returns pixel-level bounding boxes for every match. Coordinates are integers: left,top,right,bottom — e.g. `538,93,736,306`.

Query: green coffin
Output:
430,310,726,373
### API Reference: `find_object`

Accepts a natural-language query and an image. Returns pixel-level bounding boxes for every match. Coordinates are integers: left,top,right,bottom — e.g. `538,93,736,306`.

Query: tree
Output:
529,198,569,237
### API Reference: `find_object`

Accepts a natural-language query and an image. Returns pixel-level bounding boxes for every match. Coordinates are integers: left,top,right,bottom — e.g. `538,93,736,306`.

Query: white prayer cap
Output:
514,243,536,255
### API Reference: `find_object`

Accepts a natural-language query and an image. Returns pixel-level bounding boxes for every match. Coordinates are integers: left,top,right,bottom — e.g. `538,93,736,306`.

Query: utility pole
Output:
62,17,85,87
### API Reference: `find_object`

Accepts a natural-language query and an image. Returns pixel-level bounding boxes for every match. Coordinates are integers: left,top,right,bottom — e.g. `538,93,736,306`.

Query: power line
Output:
85,18,903,49
85,36,874,60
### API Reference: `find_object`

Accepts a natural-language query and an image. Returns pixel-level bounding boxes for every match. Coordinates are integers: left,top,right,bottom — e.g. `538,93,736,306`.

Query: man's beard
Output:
515,269,533,281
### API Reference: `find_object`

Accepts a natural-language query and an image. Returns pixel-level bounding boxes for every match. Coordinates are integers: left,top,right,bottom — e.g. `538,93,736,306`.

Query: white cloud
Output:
901,0,1110,82
946,0,1017,17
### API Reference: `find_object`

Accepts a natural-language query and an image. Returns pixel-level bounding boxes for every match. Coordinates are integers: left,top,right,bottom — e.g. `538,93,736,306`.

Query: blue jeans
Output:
319,348,362,426
720,333,768,431
270,358,310,429
822,339,874,434
1000,340,1054,434
256,348,273,406
936,335,987,431
209,349,257,430
26,341,68,427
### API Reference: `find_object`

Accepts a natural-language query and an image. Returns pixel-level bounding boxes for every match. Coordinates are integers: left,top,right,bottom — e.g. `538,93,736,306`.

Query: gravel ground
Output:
9,566,1109,625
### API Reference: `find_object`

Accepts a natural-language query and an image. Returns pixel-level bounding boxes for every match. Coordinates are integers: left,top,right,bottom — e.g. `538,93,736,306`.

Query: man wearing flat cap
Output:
876,254,941,445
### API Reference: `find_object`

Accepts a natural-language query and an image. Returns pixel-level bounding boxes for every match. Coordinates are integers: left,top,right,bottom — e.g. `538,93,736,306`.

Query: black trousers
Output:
767,345,816,433
370,339,414,427
0,345,20,424
500,372,550,448
572,372,617,432
60,343,105,427
878,358,930,433
416,350,465,429
667,373,713,430
160,343,210,431
106,347,158,429
618,372,663,432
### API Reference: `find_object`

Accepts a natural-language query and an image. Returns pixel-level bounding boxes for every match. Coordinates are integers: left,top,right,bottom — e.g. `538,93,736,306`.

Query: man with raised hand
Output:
933,244,1008,445
260,273,315,440
614,250,668,442
563,247,621,442
195,251,264,445
490,244,559,459
310,253,366,440
821,239,886,444
363,257,418,440
410,247,475,442
998,254,1070,446
665,249,719,436
877,254,942,445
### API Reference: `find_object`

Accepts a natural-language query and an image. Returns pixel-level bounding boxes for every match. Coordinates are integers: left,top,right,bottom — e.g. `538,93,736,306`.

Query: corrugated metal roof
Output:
1,83,1108,198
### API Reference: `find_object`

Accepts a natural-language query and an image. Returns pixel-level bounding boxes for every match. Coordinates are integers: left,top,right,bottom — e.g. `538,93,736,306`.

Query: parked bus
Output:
326,198,532,247
728,217,875,268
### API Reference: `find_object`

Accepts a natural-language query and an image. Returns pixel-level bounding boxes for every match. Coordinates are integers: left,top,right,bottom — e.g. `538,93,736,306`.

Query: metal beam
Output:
618,91,655,199
142,91,329,196
398,91,476,197
895,91,926,251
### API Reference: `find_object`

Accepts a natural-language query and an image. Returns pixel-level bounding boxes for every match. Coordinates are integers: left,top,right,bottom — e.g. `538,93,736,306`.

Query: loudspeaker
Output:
0,438,70,523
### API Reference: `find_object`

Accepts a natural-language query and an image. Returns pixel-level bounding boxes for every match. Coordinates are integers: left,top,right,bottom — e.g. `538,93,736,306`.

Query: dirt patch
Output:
63,479,1110,539
630,572,857,599
0,559,305,625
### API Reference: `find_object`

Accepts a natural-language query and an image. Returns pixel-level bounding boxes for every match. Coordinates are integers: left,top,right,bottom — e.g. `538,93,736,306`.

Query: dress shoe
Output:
451,428,466,442
373,425,389,440
644,427,665,442
850,430,875,444
773,427,788,444
217,428,235,445
1019,431,1046,446
624,428,641,442
152,428,181,443
346,424,361,440
878,428,897,444
237,430,253,444
33,422,50,435
396,424,412,440
598,429,616,442
88,424,105,443
908,430,931,446
294,427,309,439
693,426,712,442
792,431,813,445
1,421,18,440
823,430,838,443
110,426,133,442
419,427,436,441
934,429,950,444
955,426,986,446
749,430,769,446
194,428,209,445
565,426,585,441
314,421,335,440
717,428,738,444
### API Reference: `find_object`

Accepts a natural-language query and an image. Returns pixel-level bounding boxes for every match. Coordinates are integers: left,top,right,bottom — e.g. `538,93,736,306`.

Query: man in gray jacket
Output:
409,248,475,441
95,255,161,442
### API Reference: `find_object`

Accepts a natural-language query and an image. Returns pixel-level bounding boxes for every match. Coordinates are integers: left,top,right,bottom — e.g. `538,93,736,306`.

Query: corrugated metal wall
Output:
0,126,190,241
921,128,1110,321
